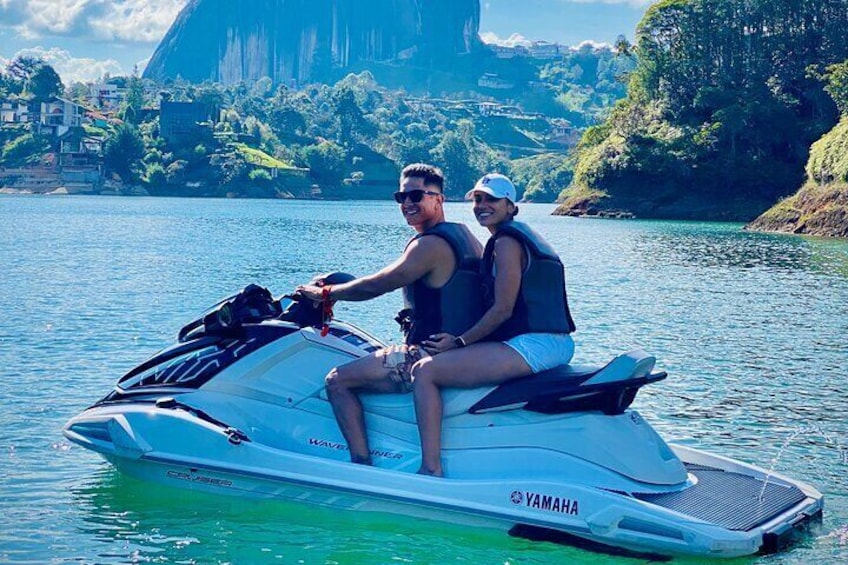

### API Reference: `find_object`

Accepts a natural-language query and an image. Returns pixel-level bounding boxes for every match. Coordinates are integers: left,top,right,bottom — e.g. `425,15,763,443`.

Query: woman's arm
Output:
423,235,524,352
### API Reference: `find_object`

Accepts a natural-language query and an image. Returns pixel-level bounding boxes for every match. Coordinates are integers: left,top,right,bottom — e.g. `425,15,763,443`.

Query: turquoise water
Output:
1,195,846,564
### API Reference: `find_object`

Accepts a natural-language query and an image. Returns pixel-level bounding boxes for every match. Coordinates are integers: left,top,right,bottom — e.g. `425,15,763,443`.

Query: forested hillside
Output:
746,60,848,237
2,44,632,201
555,0,848,221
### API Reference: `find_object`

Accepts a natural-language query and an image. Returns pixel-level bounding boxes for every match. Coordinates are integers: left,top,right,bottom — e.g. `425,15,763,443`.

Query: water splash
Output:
822,524,848,546
759,424,844,502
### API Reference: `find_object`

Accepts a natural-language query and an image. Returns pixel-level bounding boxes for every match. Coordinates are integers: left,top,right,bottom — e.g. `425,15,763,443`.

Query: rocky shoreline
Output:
744,182,848,238
552,189,772,223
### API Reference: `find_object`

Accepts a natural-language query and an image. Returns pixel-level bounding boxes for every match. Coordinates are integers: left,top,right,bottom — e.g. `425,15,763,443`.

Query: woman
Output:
412,173,576,476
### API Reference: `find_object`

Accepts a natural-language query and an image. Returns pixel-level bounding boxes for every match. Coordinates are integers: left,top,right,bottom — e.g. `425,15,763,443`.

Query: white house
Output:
478,73,515,90
529,41,562,59
491,45,517,59
40,98,86,136
549,119,579,146
87,83,126,110
1,100,30,124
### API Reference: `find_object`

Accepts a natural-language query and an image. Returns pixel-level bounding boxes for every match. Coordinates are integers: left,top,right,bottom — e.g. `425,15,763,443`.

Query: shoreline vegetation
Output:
550,0,848,238
3,2,848,238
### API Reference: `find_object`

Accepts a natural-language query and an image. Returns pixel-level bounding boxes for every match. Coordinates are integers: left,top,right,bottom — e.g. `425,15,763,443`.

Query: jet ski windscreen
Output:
114,325,295,394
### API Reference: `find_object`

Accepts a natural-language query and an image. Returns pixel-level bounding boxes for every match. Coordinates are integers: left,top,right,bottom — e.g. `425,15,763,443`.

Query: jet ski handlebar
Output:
177,273,357,342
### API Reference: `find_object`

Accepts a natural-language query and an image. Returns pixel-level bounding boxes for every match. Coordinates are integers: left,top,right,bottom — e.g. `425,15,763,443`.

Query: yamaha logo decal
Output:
510,490,580,515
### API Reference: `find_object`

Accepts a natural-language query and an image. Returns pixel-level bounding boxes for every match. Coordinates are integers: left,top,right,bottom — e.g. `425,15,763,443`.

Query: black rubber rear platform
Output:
634,464,808,531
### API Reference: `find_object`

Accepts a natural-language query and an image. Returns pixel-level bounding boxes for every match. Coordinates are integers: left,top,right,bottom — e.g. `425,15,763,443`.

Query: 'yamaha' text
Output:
524,491,579,515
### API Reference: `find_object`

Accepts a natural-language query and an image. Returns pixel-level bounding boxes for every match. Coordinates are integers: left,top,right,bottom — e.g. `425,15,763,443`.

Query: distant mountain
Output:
143,0,481,85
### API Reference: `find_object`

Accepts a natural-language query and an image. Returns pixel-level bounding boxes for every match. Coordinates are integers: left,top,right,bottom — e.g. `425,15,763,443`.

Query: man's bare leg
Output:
325,351,404,464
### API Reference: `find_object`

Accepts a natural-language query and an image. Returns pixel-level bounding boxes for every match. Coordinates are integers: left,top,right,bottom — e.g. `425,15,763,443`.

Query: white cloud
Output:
481,32,613,51
4,46,125,84
571,39,613,51
480,32,534,48
89,0,187,43
0,0,187,43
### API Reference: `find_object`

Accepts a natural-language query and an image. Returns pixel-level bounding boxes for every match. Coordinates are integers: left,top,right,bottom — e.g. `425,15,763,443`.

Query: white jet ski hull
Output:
63,287,824,559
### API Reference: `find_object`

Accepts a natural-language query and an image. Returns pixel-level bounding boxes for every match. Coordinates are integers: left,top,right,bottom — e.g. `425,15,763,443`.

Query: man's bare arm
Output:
298,237,444,302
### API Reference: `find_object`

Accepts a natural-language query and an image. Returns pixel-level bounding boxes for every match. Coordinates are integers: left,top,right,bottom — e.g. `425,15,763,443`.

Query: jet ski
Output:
64,278,823,559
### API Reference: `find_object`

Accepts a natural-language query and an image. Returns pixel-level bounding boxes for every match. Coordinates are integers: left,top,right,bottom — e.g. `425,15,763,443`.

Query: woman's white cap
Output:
465,173,517,203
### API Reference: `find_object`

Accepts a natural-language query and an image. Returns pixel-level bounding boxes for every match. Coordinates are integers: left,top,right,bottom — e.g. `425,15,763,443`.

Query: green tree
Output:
269,106,306,138
0,60,27,97
565,0,848,220
104,123,145,182
65,82,89,104
332,86,372,145
248,168,273,188
303,141,347,186
165,159,189,186
431,129,477,197
6,56,40,84
25,63,63,103
823,60,848,115
145,162,167,188
1,133,51,167
122,67,145,124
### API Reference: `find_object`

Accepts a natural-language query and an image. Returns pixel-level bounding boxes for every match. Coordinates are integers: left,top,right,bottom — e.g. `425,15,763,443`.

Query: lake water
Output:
1,195,846,564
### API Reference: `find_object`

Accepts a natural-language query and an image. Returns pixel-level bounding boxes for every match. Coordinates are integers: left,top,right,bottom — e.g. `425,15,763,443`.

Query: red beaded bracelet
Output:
320,285,333,337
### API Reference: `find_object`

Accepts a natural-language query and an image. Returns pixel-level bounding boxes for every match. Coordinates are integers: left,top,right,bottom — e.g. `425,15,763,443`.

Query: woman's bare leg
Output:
412,342,532,476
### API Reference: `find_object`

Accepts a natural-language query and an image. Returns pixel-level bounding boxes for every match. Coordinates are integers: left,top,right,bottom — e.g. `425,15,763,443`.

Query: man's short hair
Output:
401,163,444,192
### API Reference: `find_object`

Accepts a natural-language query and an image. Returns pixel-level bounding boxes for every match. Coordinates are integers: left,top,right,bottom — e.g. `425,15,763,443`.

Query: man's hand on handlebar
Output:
295,285,324,302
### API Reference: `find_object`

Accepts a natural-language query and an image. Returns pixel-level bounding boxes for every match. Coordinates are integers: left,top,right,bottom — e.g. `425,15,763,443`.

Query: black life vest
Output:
482,221,576,341
400,222,484,345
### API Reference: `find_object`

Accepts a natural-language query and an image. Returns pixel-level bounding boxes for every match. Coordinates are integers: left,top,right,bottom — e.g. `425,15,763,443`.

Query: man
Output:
297,163,483,465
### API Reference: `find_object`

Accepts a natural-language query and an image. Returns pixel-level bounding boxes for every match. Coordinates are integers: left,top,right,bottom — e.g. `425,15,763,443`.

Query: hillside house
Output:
1,100,31,124
84,110,116,128
58,129,103,164
529,41,561,59
87,83,126,110
478,73,515,90
491,45,517,59
39,98,86,136
548,119,580,147
478,102,499,116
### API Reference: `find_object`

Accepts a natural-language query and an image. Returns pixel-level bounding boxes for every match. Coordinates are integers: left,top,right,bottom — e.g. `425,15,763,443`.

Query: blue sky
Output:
0,0,653,84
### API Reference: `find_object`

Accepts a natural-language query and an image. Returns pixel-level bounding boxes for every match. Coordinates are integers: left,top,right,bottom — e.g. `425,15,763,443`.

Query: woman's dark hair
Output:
401,163,444,192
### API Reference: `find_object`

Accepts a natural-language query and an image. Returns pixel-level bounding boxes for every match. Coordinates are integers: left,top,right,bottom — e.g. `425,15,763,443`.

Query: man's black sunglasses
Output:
393,190,440,204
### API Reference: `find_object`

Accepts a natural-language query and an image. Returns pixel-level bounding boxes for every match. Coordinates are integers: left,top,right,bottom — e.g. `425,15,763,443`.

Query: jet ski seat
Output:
350,387,500,424
352,350,665,423
469,349,666,415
